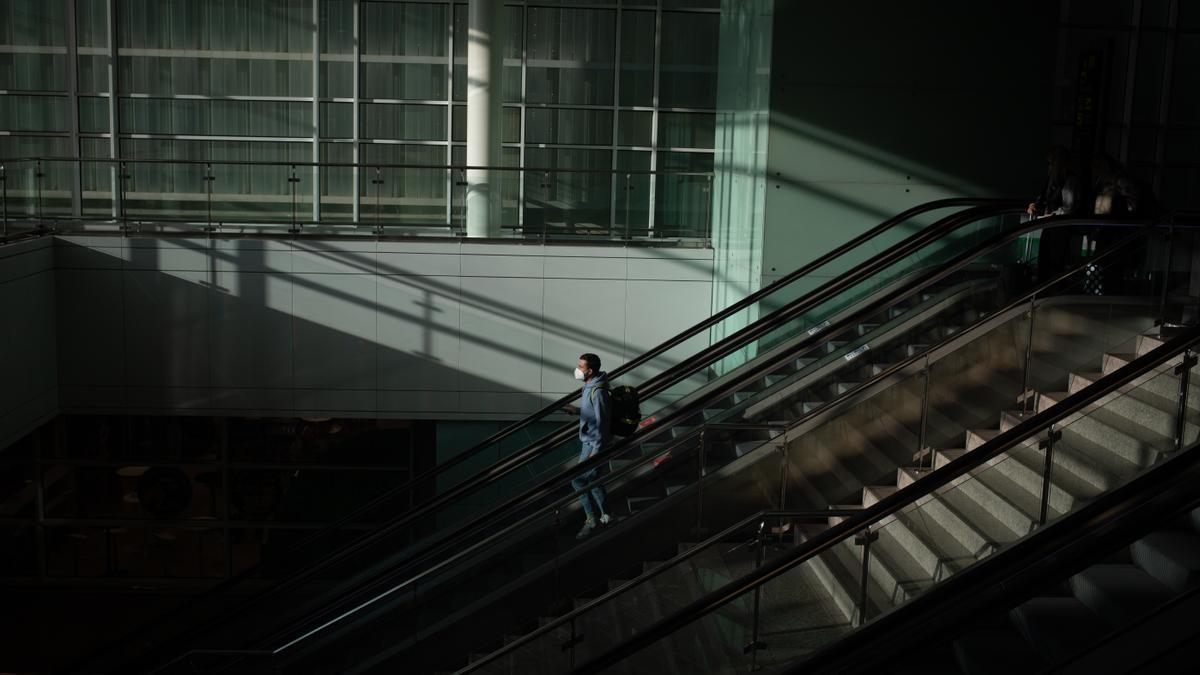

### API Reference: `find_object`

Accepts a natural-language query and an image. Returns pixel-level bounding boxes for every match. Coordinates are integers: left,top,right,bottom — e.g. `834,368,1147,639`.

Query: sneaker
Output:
576,519,596,540
599,513,611,526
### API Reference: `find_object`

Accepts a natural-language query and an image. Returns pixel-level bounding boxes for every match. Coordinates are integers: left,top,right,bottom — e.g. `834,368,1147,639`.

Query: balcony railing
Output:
0,157,715,243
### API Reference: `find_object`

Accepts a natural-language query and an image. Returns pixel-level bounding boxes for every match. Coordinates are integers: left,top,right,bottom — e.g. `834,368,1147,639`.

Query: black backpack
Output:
592,383,641,437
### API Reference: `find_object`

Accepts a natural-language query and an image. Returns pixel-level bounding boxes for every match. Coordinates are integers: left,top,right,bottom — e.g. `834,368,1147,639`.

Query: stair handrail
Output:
571,324,1200,674
459,219,1172,673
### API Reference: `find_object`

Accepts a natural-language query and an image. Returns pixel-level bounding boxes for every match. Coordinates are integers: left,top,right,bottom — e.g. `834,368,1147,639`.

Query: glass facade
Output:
0,0,720,238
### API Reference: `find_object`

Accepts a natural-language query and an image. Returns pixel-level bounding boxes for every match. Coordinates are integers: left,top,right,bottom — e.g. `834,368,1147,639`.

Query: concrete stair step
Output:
934,449,1037,539
805,531,887,625
1037,391,1169,467
1068,371,1200,440
1000,410,1133,493
895,468,1001,559
1101,351,1200,408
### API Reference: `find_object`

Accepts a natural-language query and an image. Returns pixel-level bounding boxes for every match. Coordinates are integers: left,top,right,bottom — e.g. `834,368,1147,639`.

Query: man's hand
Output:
1026,202,1039,216
562,404,579,415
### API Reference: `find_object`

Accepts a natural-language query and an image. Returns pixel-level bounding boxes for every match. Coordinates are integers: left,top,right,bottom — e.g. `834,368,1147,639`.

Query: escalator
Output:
87,205,1187,674
544,236,1200,674
77,198,1021,673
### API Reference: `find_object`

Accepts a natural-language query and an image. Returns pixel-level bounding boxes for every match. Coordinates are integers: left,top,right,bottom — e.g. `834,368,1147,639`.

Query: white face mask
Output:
573,367,585,381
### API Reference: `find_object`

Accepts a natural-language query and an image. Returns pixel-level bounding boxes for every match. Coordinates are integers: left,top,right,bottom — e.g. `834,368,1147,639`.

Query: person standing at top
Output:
562,353,613,539
1028,145,1084,218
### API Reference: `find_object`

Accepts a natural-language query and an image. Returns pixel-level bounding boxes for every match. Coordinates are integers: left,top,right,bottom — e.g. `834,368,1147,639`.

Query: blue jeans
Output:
571,441,608,521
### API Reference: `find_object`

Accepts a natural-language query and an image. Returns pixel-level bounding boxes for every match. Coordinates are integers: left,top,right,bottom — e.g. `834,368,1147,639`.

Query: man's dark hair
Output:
580,353,601,373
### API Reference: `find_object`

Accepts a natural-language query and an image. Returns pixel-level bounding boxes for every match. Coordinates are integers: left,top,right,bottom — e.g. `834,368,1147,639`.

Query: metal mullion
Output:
122,92,317,102
312,0,321,223
353,0,361,225
0,130,72,138
648,0,662,237
446,2,454,227
122,133,316,143
0,89,78,96
1118,0,1142,163
1152,0,1179,196
518,0,528,232
105,0,122,222
66,0,83,219
609,1,621,236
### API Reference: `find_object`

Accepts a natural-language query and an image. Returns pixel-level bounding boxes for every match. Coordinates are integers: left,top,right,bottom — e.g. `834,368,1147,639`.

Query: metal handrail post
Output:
1038,425,1063,526
745,517,768,668
1174,349,1197,453
854,527,878,627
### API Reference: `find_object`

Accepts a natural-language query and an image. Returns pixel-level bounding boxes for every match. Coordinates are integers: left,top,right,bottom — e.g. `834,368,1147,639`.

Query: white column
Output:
465,0,505,237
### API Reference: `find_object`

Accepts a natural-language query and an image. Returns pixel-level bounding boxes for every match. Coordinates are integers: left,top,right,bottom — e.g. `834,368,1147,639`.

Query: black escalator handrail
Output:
209,205,1018,595
146,204,1028,672
279,197,1008,552
197,213,1142,669
86,199,1006,673
80,205,1007,671
570,325,1200,674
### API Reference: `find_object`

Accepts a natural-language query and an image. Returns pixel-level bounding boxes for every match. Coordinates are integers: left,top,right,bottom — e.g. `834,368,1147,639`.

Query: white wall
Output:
53,235,714,420
0,237,57,449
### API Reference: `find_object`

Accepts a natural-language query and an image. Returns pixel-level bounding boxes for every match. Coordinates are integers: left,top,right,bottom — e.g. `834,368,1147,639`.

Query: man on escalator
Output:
562,353,614,539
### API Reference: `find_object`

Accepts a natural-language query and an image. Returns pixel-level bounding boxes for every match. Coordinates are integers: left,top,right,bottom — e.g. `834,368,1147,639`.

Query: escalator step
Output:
1068,564,1173,627
735,441,763,457
825,340,849,354
626,495,661,514
670,426,696,440
953,628,1046,675
1008,596,1110,664
828,381,859,396
865,363,893,377
608,458,635,472
800,400,823,414
904,344,929,357
794,356,818,370
1130,530,1200,592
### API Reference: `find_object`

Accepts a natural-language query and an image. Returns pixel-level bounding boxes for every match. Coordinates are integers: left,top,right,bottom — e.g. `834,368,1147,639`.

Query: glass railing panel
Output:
443,234,1169,672
604,346,1192,670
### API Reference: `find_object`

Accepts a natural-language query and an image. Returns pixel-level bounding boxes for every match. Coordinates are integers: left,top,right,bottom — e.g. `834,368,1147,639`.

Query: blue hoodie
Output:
579,371,611,446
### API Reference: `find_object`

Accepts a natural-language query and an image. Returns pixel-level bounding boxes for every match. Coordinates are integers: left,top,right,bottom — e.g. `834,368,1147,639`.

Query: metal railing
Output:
0,156,715,242
571,325,1200,674
458,220,1185,673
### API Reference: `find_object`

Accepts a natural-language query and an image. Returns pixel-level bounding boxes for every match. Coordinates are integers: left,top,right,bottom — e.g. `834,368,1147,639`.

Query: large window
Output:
0,0,720,238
